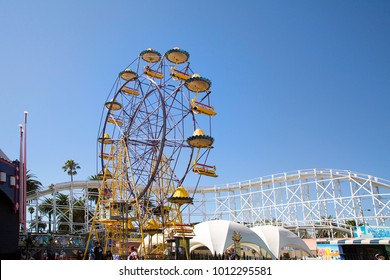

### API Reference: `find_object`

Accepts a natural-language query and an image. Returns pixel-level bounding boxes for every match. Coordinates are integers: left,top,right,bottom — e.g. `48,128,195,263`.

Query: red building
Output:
0,148,21,259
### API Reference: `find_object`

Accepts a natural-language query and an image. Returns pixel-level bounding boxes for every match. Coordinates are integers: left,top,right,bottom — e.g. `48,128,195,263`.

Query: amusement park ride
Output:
86,48,217,260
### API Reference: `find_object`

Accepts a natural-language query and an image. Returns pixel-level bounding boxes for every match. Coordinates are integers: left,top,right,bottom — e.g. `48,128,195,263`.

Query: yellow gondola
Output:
168,186,193,205
99,153,113,160
122,86,140,96
170,68,190,81
187,128,214,148
107,116,123,126
144,66,164,79
119,68,138,81
143,218,163,234
165,48,190,64
98,133,114,144
185,74,211,92
97,169,112,179
193,162,218,177
140,48,162,63
105,99,122,111
191,100,217,116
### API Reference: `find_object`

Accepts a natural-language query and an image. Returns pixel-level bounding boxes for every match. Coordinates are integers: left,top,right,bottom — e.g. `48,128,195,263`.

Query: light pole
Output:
19,124,24,232
23,111,28,233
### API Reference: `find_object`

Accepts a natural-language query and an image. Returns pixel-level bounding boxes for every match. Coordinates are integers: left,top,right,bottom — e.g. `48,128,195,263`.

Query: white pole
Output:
19,124,24,232
23,111,28,233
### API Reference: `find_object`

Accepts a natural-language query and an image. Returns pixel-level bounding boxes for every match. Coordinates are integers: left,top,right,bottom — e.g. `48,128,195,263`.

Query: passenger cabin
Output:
99,153,113,160
193,162,218,177
191,100,216,116
97,169,112,180
107,116,123,126
122,86,140,96
98,133,114,144
144,66,164,79
105,99,122,111
170,68,190,81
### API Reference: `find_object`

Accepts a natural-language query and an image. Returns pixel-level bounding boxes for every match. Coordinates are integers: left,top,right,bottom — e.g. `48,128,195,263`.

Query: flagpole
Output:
23,111,28,233
19,124,24,232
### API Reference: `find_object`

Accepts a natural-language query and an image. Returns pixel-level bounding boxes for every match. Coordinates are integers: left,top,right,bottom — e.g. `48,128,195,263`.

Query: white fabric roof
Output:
190,220,276,259
251,225,313,258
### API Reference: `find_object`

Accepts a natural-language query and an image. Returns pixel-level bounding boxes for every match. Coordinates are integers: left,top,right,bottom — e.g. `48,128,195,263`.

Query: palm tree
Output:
73,199,88,232
39,198,53,233
26,170,43,193
88,175,100,181
28,206,35,231
37,216,47,233
62,160,81,183
88,174,100,203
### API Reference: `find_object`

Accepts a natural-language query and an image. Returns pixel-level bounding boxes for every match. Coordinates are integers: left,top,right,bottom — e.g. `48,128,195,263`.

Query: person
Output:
93,241,104,260
24,233,34,251
58,249,66,260
88,249,95,260
106,250,113,260
33,243,45,260
47,238,56,260
24,233,35,259
77,249,84,260
127,246,138,260
375,253,385,260
20,249,28,260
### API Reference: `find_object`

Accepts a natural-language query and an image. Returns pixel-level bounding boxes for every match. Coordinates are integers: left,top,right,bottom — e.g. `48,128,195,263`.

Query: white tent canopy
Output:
190,220,276,259
251,225,313,258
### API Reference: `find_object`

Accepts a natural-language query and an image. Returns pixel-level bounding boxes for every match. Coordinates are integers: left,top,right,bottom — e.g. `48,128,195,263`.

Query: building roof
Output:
251,225,313,257
0,148,11,162
190,220,277,259
318,238,390,245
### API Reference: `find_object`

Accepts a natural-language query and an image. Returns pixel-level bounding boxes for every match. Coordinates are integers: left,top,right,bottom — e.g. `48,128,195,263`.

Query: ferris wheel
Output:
88,48,217,259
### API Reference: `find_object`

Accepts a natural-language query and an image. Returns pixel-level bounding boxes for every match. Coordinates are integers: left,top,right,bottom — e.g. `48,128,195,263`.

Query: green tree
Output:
345,220,357,228
37,216,47,233
73,199,90,232
26,170,43,193
39,198,53,233
88,174,100,203
88,175,100,181
62,160,81,183
28,206,35,231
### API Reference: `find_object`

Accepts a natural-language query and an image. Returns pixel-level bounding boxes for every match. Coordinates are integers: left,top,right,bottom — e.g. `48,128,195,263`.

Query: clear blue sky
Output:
1,0,389,188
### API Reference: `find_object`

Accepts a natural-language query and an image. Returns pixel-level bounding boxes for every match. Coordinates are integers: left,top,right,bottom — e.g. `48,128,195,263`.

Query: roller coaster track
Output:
26,168,390,237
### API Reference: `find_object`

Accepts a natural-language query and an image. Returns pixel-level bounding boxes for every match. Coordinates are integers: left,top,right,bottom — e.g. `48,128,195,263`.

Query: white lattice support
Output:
26,169,390,235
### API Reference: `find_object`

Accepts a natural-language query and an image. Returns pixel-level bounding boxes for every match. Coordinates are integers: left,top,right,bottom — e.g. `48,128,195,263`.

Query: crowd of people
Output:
88,241,138,260
20,233,388,261
21,234,67,260
21,234,139,260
